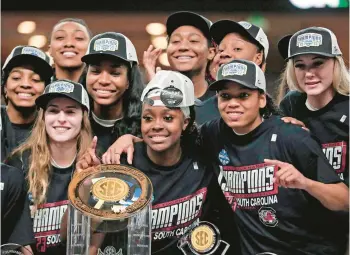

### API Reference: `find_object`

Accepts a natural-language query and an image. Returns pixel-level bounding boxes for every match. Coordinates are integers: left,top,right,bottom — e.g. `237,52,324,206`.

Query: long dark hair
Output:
181,106,199,153
258,89,284,118
112,64,144,139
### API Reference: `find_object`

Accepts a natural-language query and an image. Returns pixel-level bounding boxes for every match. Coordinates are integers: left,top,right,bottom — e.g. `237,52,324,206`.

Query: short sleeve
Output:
289,132,341,184
1,164,34,245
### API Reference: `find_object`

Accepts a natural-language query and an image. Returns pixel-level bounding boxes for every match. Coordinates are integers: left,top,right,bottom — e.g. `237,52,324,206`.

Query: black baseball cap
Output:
209,59,266,92
36,79,90,112
2,45,53,81
278,27,342,61
166,11,212,39
210,20,269,60
82,32,139,66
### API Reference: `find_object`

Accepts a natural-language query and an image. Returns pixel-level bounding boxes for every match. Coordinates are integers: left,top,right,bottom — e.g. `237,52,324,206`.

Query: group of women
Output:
0,10,349,255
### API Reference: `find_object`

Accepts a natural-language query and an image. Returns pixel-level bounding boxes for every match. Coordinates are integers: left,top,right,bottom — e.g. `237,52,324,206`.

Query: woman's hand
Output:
281,117,309,131
102,135,142,164
264,159,310,190
143,45,162,83
75,136,100,172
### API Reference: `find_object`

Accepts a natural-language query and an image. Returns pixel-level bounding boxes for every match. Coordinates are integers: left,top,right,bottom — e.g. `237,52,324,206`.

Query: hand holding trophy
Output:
67,144,153,255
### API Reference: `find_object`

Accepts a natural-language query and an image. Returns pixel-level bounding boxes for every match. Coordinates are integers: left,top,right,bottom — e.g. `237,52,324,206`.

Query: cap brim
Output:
3,55,53,81
81,53,132,65
210,20,258,46
166,11,211,39
277,35,292,60
286,51,339,60
209,78,259,91
36,93,89,111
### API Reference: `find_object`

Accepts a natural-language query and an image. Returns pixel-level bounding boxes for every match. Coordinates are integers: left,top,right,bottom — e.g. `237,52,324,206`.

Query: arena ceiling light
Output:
151,36,167,50
146,23,166,36
28,35,47,48
159,52,170,66
17,21,36,34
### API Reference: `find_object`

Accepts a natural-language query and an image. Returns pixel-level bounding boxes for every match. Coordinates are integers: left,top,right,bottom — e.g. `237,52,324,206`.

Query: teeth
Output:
63,52,77,57
177,56,192,60
228,113,242,116
55,127,69,131
96,90,112,94
18,93,33,98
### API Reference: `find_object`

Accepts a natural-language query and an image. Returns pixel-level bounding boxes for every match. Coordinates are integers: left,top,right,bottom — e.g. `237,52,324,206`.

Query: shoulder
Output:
6,150,30,173
200,118,222,134
1,163,25,188
279,90,307,116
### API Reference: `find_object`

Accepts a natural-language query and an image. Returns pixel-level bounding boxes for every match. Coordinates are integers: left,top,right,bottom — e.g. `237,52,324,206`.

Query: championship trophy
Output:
177,221,230,255
67,164,153,255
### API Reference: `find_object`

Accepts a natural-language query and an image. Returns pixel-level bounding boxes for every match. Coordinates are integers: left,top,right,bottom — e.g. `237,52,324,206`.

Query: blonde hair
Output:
10,108,92,206
283,55,349,96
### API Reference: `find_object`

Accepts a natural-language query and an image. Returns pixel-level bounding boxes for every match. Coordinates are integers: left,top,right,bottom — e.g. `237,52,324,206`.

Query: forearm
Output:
60,210,68,241
304,179,349,211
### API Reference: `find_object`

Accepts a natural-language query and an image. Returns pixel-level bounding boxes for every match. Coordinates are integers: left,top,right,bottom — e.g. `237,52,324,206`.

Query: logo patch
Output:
221,63,247,77
97,246,122,255
94,38,119,52
49,81,74,93
322,141,347,180
258,207,278,227
239,21,252,29
296,33,323,48
160,86,183,107
218,149,230,166
21,47,46,60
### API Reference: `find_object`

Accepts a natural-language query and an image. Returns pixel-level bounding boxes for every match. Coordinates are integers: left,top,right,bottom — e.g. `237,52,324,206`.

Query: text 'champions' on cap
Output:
82,32,138,66
2,46,53,81
36,79,90,112
209,59,266,92
141,70,195,108
278,27,342,60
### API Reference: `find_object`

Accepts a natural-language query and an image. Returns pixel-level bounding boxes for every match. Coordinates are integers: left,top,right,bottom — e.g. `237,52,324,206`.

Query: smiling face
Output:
141,104,189,153
86,59,129,106
217,82,266,134
49,21,90,69
4,65,45,108
45,97,83,144
167,26,213,73
293,54,335,97
218,33,263,68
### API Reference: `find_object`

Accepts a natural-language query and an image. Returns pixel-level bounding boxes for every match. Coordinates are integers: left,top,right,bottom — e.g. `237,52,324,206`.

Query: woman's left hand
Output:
264,159,310,190
281,117,309,132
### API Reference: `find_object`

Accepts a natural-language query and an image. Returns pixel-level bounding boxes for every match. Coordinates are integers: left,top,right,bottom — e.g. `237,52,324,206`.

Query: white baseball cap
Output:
141,70,195,108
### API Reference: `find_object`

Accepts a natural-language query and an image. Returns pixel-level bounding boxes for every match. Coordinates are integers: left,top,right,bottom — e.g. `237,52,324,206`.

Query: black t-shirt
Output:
280,91,349,185
100,142,239,255
195,95,220,126
197,87,216,103
7,151,73,255
90,115,117,155
200,116,345,255
1,106,34,161
1,163,35,246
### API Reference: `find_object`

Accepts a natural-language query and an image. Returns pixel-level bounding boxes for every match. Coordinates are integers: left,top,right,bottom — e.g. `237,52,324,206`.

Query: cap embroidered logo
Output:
48,81,74,93
160,86,183,107
296,33,323,48
21,47,47,60
94,38,119,52
222,63,248,76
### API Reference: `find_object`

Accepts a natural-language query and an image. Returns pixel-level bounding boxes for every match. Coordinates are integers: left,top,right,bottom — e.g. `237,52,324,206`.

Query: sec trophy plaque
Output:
67,164,153,255
178,221,230,255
